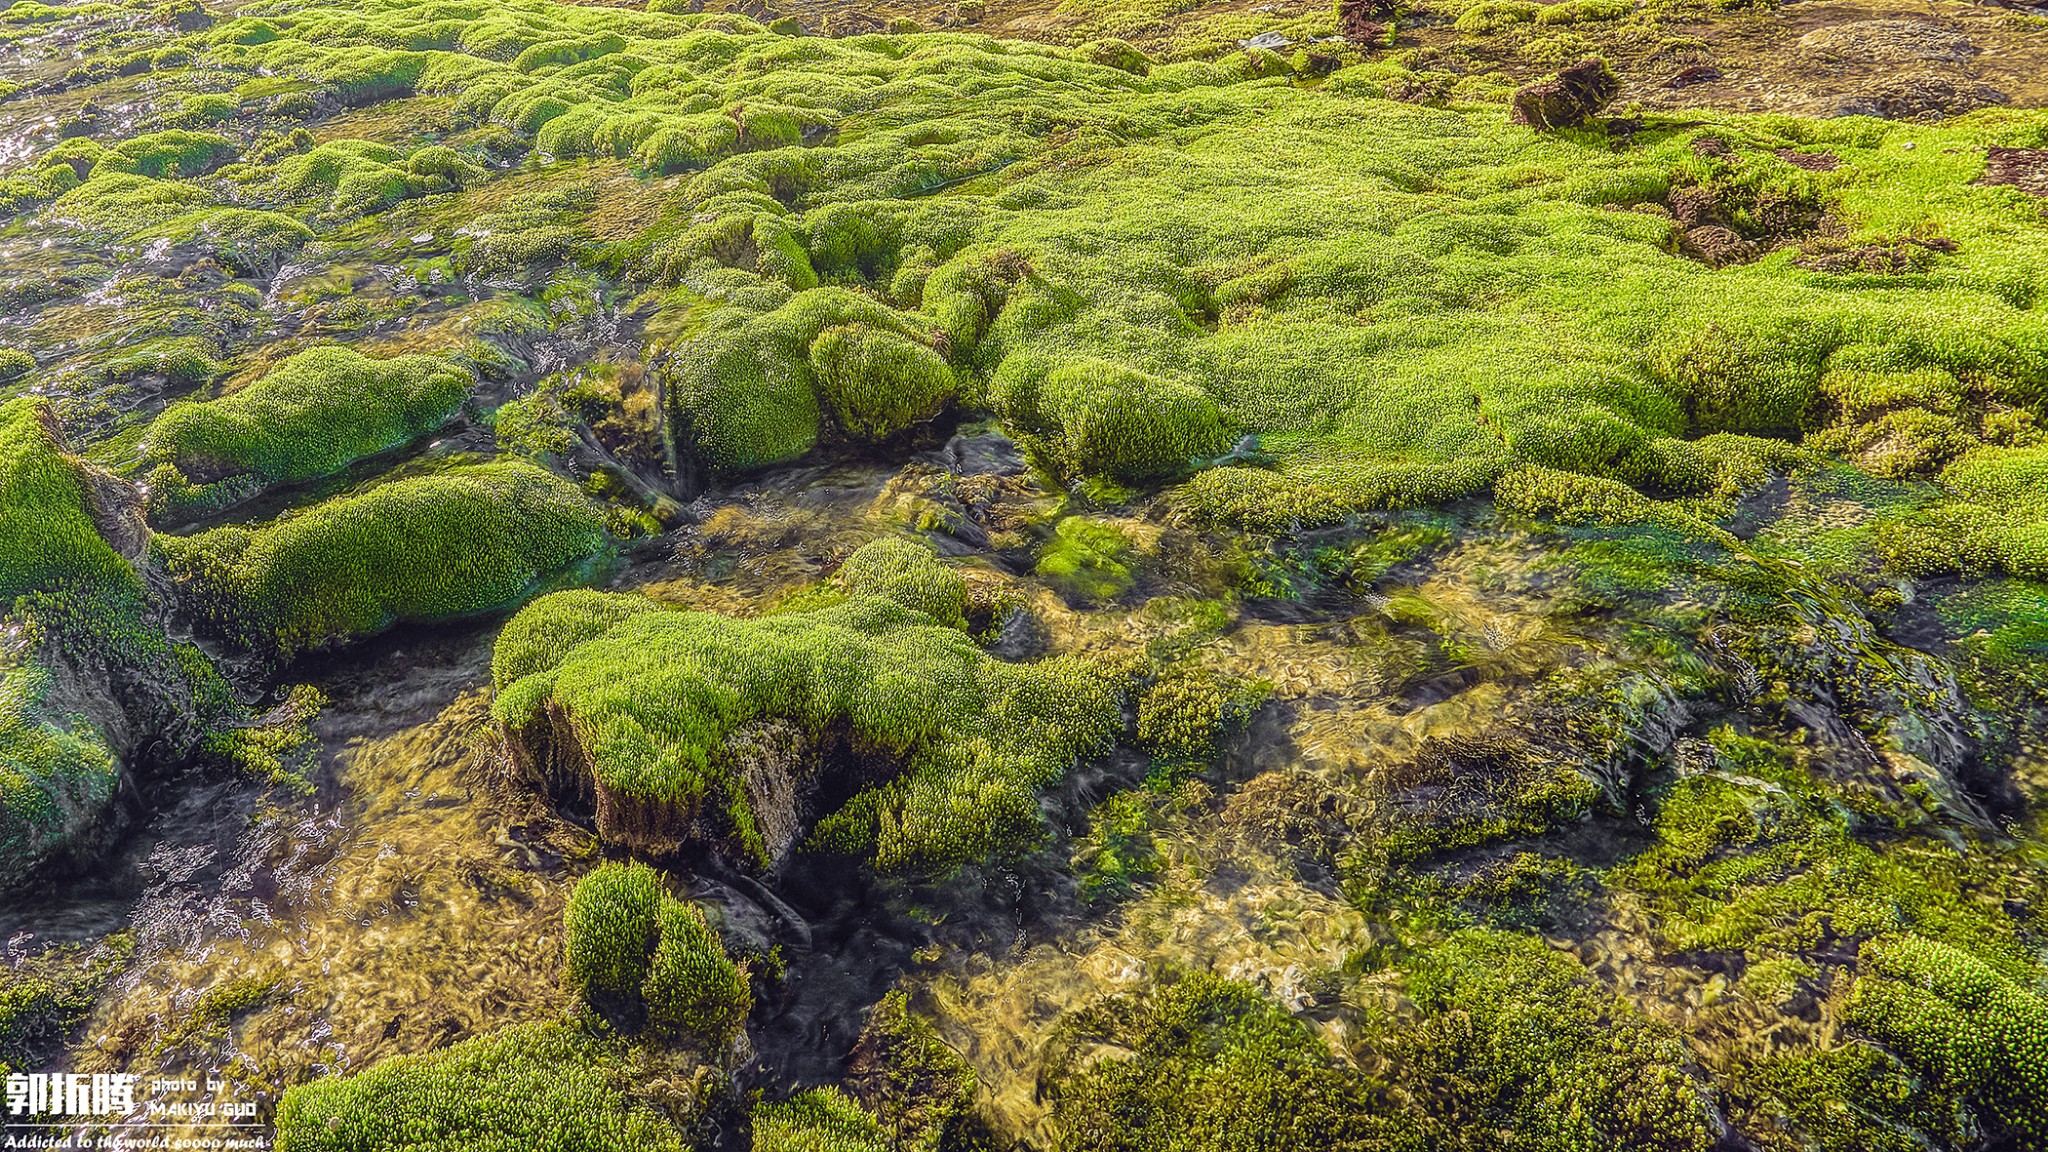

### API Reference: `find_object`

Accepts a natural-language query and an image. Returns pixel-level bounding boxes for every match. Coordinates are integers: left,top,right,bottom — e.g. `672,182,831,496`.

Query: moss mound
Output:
493,587,1118,873
0,398,140,605
662,289,956,480
273,1021,696,1152
1849,934,2048,1144
144,346,471,493
834,536,968,630
156,462,609,661
564,861,752,1047
752,1088,891,1152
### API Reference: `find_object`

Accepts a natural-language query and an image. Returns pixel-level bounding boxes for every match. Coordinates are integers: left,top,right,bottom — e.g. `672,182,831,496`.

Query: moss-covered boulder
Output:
993,358,1229,484
156,462,610,661
142,346,472,520
661,289,957,487
0,398,197,889
492,577,1119,873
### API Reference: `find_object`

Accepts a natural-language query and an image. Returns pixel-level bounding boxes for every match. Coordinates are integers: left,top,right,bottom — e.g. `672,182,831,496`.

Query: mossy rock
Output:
996,359,1229,485
809,324,958,445
155,462,611,661
662,289,953,481
143,346,472,493
493,589,1119,873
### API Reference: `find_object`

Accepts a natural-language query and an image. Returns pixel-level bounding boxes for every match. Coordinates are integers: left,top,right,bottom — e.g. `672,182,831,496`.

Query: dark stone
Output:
1509,58,1621,130
1662,64,1721,89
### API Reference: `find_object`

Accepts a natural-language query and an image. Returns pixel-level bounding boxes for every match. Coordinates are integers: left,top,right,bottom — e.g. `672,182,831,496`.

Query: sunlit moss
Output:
494,589,1119,872
564,861,751,1047
273,1021,698,1152
1849,934,2048,1145
155,462,610,661
752,1088,891,1152
833,536,967,629
143,345,471,493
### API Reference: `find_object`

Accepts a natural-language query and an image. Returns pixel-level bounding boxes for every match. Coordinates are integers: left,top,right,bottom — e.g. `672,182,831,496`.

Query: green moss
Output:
1735,1042,1967,1152
1036,517,1136,605
1388,929,1716,1151
89,129,236,178
1136,666,1267,762
752,1088,891,1152
144,346,471,490
1044,969,1386,1151
1074,789,1166,904
1849,934,2048,1144
0,398,140,605
0,350,33,384
0,650,120,890
492,589,664,691
833,536,967,629
1607,729,2027,962
564,861,751,1046
0,934,132,1076
494,590,1119,872
662,288,950,475
809,324,958,444
273,1021,696,1152
155,462,610,660
643,895,751,1046
565,860,665,1004
134,207,314,276
995,359,1229,484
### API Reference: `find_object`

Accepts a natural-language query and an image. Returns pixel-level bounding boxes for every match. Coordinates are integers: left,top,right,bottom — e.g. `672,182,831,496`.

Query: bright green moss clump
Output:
144,346,471,490
1849,934,2048,1144
272,1022,694,1152
494,586,1118,872
994,359,1229,484
810,325,958,445
0,398,140,604
1036,518,1136,604
663,289,956,477
752,1088,891,1152
834,536,967,630
156,462,609,660
564,861,751,1046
